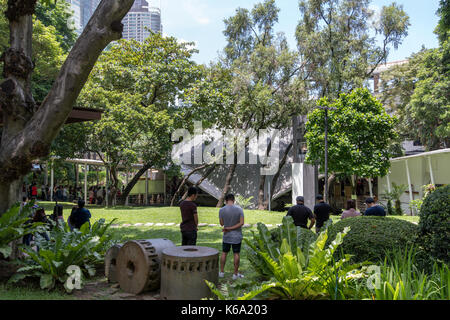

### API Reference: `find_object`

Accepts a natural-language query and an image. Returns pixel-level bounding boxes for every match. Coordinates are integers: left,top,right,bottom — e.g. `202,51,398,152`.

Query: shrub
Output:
417,184,450,265
9,219,117,291
235,195,254,210
326,216,419,264
0,202,45,259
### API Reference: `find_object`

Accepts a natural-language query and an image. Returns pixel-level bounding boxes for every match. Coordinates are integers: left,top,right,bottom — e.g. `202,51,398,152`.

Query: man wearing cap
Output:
364,197,386,216
286,196,315,229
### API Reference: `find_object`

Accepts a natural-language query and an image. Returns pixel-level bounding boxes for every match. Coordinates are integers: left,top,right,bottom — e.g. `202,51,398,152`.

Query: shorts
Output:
222,242,241,253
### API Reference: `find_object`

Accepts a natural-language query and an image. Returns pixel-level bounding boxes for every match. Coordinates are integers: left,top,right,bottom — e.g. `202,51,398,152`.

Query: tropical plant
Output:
0,202,45,259
9,218,116,292
384,183,408,215
235,195,254,210
365,247,449,300
244,216,317,278
240,218,369,300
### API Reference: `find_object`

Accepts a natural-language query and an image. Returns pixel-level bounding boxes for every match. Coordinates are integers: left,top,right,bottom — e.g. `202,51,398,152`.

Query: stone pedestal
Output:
160,246,219,300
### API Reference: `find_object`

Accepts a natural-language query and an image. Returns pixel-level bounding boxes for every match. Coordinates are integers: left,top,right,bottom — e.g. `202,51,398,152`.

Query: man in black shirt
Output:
286,196,315,230
313,195,333,233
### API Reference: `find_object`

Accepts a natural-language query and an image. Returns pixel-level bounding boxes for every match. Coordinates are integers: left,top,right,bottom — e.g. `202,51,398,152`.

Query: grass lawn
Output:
0,201,420,300
37,201,419,226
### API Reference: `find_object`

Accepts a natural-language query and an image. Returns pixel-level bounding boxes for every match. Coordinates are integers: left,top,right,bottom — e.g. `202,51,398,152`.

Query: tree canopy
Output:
305,88,398,178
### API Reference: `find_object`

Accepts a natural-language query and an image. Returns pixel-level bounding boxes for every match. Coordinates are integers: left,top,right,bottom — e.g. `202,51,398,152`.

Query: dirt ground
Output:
72,277,162,300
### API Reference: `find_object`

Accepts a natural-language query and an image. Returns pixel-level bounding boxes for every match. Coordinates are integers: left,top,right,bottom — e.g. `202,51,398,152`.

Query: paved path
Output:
110,222,268,229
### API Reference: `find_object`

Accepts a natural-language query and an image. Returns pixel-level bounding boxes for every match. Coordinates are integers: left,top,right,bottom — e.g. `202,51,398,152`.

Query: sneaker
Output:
232,273,244,280
219,272,225,278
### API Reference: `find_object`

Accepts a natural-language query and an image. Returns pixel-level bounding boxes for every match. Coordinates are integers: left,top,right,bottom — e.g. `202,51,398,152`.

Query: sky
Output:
159,0,441,65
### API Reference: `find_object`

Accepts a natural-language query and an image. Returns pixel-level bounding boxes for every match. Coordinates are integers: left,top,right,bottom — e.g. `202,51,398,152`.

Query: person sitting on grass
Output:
341,199,361,219
69,200,92,230
363,197,386,216
219,193,245,280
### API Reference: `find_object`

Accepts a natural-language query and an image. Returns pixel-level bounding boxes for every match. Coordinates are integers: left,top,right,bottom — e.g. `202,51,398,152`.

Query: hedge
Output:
325,216,419,263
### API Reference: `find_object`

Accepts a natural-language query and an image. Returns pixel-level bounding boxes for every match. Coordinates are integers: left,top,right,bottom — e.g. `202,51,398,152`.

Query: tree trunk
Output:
216,163,237,208
118,163,153,205
181,164,217,201
0,0,135,215
257,175,267,210
263,142,293,210
170,164,208,206
323,173,336,203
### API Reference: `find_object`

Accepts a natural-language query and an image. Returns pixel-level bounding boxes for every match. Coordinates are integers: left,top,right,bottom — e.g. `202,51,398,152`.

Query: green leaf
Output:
40,274,55,290
0,245,12,259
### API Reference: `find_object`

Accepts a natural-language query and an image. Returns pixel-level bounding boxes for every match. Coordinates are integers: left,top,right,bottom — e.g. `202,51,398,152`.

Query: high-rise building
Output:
65,0,101,34
122,0,162,42
81,0,101,29
66,0,82,34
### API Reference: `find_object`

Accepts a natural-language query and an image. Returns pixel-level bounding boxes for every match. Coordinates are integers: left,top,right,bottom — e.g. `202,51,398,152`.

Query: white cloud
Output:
181,0,211,25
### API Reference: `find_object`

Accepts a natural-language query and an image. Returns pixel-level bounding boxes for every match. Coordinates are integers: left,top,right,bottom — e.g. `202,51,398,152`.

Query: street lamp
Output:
318,105,336,203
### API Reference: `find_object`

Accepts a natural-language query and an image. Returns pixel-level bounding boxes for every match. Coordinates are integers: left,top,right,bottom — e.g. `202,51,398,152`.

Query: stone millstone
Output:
116,239,175,294
105,244,122,283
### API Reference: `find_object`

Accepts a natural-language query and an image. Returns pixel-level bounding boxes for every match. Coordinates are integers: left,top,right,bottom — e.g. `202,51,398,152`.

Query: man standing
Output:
219,194,244,280
364,197,386,216
179,186,199,246
313,194,333,233
286,196,315,230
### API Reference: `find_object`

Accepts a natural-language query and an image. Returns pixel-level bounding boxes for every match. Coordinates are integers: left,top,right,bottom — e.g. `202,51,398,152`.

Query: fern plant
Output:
228,218,369,300
0,202,45,259
235,195,254,209
9,218,117,292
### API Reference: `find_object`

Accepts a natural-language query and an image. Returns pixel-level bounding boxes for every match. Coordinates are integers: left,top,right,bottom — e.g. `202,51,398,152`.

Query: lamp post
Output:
318,105,336,203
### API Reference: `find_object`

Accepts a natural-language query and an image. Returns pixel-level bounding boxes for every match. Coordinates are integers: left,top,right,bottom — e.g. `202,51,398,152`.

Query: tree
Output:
0,0,135,214
77,33,202,205
296,0,409,99
407,43,450,149
187,0,307,209
436,0,450,44
34,0,78,52
296,0,409,199
305,88,398,196
379,0,450,151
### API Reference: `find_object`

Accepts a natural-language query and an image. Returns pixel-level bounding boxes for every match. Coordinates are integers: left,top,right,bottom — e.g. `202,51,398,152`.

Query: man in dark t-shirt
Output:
179,187,199,245
286,196,315,229
313,194,333,233
364,197,386,216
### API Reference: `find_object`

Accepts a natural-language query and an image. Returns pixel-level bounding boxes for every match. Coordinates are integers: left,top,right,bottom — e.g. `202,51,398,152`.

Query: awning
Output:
0,106,103,125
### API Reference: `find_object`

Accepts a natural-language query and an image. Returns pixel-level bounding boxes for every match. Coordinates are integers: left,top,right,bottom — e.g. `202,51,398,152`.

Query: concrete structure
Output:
160,246,219,300
378,148,450,215
122,0,162,42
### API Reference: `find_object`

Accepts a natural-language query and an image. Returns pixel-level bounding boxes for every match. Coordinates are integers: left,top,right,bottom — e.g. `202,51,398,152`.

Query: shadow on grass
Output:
108,227,255,275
